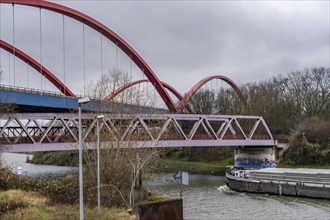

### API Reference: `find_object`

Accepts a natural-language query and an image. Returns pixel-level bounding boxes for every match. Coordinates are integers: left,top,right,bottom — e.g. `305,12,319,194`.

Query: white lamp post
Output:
96,114,104,210
78,97,90,220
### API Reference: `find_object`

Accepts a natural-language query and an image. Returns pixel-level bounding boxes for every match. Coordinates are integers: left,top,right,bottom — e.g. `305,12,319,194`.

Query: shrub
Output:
37,175,79,205
0,190,26,215
282,118,330,165
30,151,78,166
0,167,20,190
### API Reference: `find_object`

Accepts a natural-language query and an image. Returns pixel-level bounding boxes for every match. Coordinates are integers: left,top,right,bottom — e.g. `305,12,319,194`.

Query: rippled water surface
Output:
145,173,330,220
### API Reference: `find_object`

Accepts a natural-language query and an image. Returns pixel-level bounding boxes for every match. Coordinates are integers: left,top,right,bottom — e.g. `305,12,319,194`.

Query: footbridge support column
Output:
234,146,277,168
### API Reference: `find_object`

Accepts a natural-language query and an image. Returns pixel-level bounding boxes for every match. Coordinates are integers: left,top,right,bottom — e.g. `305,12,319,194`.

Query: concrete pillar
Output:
278,185,282,196
234,146,276,168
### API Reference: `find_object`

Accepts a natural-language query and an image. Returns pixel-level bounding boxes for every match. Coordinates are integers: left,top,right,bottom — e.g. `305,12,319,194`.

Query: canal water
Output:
1,153,329,220
0,152,77,179
145,173,330,220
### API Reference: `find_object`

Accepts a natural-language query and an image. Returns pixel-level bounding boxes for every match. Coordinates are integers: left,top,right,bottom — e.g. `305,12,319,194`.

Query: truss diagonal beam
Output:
0,113,277,153
13,119,35,144
138,117,155,140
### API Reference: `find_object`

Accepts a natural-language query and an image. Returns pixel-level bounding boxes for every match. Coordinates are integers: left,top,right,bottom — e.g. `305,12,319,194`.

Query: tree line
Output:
187,67,330,165
188,67,330,135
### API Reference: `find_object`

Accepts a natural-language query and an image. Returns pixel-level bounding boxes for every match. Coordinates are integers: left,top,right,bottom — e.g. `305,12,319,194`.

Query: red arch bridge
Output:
0,0,244,113
0,113,276,153
0,1,277,153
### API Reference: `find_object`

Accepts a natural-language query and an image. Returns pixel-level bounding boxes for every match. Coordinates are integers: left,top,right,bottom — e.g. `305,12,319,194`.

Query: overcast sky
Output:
0,0,329,95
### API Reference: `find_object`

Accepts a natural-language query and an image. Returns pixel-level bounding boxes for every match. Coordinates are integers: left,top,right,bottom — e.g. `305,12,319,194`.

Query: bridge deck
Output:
0,85,167,114
0,113,277,152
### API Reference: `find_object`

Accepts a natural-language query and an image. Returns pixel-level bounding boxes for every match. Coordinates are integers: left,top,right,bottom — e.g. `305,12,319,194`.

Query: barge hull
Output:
226,177,330,199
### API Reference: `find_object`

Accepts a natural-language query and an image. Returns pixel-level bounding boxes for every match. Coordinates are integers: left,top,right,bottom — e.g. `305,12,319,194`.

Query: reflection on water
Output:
0,153,77,179
146,173,330,220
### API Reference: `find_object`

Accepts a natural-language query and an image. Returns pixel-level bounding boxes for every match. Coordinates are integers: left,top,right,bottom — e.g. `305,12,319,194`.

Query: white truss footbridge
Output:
0,113,276,152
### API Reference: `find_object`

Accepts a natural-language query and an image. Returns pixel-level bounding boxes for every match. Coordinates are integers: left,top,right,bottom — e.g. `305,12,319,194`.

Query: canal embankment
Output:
25,148,235,176
158,158,231,176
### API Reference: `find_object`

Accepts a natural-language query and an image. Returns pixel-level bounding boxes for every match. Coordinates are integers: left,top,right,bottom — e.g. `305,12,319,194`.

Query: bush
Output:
0,167,20,190
0,166,78,205
187,147,234,162
0,190,27,215
37,175,79,205
1,147,159,209
282,118,330,165
30,151,78,166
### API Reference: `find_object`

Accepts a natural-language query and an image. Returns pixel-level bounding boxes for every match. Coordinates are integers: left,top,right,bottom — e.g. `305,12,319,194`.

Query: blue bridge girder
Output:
0,85,168,114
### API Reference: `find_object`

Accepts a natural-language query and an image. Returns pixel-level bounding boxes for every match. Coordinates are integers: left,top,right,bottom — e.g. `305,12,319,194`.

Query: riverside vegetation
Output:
30,67,330,169
0,69,173,219
0,67,329,218
0,161,173,219
0,166,130,219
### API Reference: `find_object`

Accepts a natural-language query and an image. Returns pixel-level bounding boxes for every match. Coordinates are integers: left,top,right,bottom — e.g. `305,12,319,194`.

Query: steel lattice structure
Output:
0,113,276,153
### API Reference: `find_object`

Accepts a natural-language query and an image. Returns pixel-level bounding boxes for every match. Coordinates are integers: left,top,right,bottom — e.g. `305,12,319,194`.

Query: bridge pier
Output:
234,146,277,168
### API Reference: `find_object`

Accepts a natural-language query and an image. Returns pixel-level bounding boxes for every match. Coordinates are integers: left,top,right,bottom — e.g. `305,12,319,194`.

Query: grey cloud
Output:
0,0,329,95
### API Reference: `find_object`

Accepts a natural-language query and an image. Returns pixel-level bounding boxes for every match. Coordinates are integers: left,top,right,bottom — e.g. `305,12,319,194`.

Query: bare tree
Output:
82,70,164,209
85,68,132,100
276,67,330,120
189,89,215,114
215,87,245,115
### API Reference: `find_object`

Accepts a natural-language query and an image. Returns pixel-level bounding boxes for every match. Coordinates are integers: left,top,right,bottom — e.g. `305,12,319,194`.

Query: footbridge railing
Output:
0,113,277,152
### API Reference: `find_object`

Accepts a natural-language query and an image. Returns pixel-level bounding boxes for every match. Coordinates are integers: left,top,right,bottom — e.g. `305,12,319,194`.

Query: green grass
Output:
276,161,330,169
1,206,134,220
138,191,174,206
160,154,234,174
30,151,78,166
0,190,45,216
0,190,134,220
162,157,330,174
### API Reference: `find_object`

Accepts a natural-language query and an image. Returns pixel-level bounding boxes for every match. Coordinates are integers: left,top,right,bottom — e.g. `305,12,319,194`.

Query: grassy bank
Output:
0,164,182,219
158,150,234,175
276,161,330,169
29,149,330,176
0,189,133,220
160,158,330,174
29,151,78,167
30,149,235,175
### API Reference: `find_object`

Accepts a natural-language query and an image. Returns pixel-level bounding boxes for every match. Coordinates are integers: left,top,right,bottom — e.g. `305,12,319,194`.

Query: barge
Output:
226,167,330,199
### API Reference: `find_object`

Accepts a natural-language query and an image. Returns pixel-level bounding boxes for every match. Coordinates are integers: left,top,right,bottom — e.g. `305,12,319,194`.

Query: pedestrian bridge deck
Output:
0,113,276,152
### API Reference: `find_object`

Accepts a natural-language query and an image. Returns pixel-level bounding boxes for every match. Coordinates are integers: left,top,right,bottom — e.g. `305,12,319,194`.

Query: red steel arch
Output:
104,79,193,113
104,79,182,101
0,39,75,96
177,75,244,112
0,0,177,112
